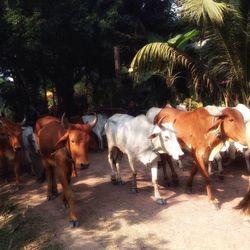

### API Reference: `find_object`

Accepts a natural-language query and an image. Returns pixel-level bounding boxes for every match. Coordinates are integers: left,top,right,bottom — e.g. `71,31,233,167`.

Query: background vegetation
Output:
0,0,249,121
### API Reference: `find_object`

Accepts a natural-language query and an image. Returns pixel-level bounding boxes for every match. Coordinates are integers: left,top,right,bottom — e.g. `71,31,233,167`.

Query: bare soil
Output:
1,150,250,250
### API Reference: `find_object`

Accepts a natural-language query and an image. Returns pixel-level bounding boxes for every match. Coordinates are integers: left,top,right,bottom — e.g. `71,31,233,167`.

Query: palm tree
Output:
129,0,250,106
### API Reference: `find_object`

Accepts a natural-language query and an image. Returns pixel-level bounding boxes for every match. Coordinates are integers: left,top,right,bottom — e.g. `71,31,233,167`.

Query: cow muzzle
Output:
14,145,22,152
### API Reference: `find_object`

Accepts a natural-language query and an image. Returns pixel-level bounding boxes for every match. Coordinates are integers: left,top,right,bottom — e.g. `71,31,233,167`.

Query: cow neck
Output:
63,140,73,162
150,126,165,155
206,118,226,150
213,117,226,141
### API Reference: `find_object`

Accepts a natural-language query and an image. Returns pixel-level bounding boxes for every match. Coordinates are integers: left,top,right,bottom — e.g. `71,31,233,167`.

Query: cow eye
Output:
70,140,75,144
164,135,170,140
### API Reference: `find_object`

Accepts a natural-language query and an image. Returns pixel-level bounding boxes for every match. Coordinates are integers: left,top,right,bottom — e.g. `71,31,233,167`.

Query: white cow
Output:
22,126,40,176
82,114,108,151
146,107,185,171
105,114,183,204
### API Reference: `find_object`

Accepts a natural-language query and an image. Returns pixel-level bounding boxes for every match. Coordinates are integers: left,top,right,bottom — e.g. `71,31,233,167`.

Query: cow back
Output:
35,116,60,135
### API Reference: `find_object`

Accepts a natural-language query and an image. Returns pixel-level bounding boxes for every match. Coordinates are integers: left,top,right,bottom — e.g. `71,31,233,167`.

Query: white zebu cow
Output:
22,126,40,176
82,114,108,151
105,114,183,204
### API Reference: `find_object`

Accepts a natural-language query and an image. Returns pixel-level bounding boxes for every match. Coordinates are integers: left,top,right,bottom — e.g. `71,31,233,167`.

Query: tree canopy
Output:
1,0,249,120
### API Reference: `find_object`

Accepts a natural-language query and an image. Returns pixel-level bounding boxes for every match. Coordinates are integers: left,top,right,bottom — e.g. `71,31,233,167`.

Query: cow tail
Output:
234,178,250,215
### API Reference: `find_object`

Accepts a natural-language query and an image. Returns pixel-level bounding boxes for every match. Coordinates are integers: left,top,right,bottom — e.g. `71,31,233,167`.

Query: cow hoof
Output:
130,188,138,194
185,187,193,194
211,201,220,210
47,194,57,201
69,220,80,228
117,180,124,185
62,202,69,208
79,164,89,170
243,218,250,227
110,176,117,185
156,198,166,205
111,179,118,185
164,179,171,187
173,179,179,186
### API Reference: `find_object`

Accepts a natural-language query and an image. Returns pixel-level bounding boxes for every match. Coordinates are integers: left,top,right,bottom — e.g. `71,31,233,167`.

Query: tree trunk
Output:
55,79,75,117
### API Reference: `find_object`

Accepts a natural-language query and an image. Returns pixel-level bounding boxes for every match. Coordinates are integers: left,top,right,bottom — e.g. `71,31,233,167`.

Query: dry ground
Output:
1,150,250,250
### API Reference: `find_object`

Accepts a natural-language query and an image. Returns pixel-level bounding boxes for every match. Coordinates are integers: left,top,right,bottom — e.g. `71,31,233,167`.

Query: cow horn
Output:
88,113,98,128
19,117,26,126
61,113,70,129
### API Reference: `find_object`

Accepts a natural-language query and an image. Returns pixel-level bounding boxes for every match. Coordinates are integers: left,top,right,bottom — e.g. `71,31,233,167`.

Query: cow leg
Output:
215,153,224,181
62,165,72,208
235,176,250,226
166,155,179,186
108,147,123,185
108,151,118,184
100,138,104,151
115,161,123,185
56,169,79,228
25,150,35,176
195,153,219,209
244,150,250,174
45,165,57,200
51,167,58,196
97,134,104,151
208,161,213,176
13,158,21,189
1,157,9,183
151,165,166,205
159,154,170,186
128,156,138,193
186,164,198,194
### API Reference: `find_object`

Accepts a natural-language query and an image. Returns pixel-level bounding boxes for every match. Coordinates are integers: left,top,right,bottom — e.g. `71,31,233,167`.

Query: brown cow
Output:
154,106,249,209
35,115,59,134
36,114,97,227
0,117,23,188
35,115,98,177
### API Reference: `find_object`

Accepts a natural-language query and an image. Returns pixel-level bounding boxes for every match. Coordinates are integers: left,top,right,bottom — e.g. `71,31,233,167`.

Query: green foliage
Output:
168,28,200,49
130,0,250,105
182,97,203,110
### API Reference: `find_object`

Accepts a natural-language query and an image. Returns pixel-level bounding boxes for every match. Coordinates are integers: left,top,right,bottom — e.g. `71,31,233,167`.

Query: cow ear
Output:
149,126,161,139
61,113,70,129
207,118,223,133
54,132,69,151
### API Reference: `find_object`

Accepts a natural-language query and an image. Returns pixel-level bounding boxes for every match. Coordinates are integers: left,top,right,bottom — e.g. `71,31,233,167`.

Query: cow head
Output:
149,122,184,160
0,119,22,151
55,114,98,169
221,108,250,148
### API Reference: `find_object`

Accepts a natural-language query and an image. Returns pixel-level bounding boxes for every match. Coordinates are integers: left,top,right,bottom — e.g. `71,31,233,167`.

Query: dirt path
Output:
1,150,250,250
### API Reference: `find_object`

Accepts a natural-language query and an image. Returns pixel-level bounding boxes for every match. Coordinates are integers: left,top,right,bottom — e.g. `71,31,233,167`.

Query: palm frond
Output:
180,0,236,26
129,42,212,93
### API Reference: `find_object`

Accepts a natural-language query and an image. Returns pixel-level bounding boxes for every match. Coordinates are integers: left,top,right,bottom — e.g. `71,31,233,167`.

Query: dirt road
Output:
1,150,250,250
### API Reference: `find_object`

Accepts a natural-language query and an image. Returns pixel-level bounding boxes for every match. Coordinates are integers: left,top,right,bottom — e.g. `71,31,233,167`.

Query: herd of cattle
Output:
0,103,250,228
